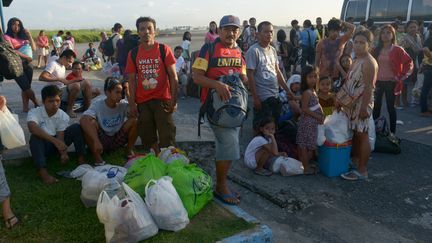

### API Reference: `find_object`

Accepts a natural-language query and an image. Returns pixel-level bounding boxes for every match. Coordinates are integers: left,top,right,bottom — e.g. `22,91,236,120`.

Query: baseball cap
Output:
220,15,241,28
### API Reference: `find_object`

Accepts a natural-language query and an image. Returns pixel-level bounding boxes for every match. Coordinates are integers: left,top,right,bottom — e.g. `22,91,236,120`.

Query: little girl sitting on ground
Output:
244,117,287,176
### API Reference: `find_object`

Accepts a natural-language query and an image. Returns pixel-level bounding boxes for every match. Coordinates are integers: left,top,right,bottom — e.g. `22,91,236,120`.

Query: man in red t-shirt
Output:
125,17,178,152
192,15,247,205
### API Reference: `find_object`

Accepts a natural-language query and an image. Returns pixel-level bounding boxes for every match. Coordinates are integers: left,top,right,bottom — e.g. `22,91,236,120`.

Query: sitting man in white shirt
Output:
174,46,188,98
80,77,138,166
39,49,94,118
28,85,86,184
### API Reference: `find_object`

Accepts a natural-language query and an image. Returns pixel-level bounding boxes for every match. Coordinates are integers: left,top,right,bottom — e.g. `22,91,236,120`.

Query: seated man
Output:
80,77,138,165
39,49,95,118
174,46,188,98
66,61,101,110
27,85,86,184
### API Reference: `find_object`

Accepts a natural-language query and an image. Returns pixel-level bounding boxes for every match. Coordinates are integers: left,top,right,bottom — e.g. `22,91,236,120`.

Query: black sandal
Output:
4,215,19,229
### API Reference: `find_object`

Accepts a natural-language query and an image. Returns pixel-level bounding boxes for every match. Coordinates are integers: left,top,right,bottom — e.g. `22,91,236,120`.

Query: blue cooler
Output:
318,140,352,177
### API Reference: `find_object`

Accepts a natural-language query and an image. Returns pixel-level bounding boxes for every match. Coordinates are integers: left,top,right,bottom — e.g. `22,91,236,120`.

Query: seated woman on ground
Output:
244,117,287,176
83,42,102,70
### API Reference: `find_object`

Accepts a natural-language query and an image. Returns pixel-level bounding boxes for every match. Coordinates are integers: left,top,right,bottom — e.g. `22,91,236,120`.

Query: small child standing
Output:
296,65,324,175
245,117,286,176
0,96,19,229
181,31,191,62
318,76,335,117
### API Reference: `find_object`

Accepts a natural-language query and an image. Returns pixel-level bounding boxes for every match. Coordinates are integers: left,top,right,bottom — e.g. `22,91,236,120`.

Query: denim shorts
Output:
0,159,11,202
210,125,240,161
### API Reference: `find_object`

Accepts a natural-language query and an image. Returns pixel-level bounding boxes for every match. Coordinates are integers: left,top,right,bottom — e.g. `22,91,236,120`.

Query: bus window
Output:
411,0,432,21
345,0,367,21
369,0,409,22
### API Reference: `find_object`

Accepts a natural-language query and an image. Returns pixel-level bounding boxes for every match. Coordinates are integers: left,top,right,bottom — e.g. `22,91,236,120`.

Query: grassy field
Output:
30,29,106,43
0,150,253,242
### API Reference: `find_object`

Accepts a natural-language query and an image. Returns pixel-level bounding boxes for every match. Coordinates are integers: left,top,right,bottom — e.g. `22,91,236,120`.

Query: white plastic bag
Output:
270,156,304,176
145,176,189,232
115,183,158,242
0,108,25,149
279,157,304,176
159,146,190,165
324,111,352,144
317,125,326,146
81,170,108,208
80,165,127,207
97,183,158,243
368,116,376,151
96,191,120,242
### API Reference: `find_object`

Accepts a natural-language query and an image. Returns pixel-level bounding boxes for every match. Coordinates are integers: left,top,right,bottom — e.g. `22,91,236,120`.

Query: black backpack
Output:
123,34,140,57
101,33,118,57
130,43,166,70
0,35,23,79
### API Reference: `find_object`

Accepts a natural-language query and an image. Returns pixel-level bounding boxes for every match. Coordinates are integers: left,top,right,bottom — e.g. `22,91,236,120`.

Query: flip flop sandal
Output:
4,215,19,229
254,168,273,176
341,170,368,181
213,191,239,205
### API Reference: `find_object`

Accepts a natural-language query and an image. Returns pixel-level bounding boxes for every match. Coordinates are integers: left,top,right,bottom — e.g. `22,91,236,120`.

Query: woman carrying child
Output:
336,29,378,181
296,65,324,175
245,117,286,176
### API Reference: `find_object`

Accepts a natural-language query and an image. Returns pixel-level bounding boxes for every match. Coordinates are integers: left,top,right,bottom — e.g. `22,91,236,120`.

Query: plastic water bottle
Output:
104,168,123,199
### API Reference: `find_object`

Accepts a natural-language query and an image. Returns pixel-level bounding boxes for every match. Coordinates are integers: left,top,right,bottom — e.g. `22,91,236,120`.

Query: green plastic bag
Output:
167,161,213,218
124,154,167,198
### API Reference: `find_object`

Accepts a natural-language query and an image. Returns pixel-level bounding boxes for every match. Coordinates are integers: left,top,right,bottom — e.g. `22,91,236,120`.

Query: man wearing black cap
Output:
192,15,247,205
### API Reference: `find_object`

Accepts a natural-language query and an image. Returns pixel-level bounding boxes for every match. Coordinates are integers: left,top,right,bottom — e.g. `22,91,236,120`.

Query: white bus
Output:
341,0,432,24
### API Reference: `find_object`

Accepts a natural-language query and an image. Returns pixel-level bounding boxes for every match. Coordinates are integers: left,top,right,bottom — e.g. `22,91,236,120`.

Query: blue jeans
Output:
420,66,432,113
29,124,86,169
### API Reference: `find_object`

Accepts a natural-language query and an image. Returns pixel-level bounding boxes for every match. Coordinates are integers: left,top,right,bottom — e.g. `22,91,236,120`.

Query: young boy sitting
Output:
174,46,188,98
27,85,87,184
0,96,19,229
65,61,101,111
80,77,138,165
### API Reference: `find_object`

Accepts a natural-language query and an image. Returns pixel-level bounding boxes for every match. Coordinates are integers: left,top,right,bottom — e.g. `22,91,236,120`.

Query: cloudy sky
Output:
2,0,343,30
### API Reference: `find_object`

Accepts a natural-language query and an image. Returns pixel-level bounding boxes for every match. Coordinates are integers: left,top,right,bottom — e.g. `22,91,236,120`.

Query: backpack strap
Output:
131,43,167,74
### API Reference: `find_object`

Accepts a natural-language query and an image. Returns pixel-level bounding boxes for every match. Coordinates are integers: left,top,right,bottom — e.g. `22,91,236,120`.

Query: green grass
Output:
30,29,107,43
0,150,253,242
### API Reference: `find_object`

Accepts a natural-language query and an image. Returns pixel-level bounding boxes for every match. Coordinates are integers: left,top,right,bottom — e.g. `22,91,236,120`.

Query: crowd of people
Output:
1,13,432,224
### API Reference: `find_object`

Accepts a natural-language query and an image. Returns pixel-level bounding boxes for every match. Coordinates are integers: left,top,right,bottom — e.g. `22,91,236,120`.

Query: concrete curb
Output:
215,199,272,243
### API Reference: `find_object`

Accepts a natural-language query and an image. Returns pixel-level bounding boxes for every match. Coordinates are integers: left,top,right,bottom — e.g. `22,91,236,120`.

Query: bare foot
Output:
38,169,59,185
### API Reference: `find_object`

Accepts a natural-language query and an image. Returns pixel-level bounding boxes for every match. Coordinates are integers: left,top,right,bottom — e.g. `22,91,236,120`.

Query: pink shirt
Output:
37,36,49,48
4,35,28,50
205,32,218,43
377,50,395,81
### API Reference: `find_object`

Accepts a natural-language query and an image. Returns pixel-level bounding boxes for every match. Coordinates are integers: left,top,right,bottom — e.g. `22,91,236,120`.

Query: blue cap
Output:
220,15,241,28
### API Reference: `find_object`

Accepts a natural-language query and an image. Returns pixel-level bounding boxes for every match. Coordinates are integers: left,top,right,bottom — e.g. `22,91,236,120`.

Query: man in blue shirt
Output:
299,19,318,67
